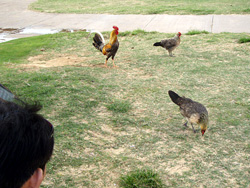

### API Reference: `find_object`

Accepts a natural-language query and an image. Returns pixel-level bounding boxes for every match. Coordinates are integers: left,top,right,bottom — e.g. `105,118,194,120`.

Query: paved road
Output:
0,0,250,42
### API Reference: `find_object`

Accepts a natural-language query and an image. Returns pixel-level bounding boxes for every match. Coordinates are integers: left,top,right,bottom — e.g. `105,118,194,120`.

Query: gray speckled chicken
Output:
153,32,181,57
168,90,208,136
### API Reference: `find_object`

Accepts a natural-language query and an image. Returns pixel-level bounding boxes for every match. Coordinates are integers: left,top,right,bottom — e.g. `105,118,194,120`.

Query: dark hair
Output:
0,100,54,188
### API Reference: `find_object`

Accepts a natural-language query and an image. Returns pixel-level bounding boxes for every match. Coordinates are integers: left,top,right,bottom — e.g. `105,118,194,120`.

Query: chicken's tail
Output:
168,90,182,106
93,33,105,52
0,83,16,102
86,29,106,53
86,29,105,43
153,42,162,47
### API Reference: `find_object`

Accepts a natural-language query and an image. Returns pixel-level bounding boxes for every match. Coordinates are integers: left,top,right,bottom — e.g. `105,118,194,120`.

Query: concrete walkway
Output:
0,0,250,42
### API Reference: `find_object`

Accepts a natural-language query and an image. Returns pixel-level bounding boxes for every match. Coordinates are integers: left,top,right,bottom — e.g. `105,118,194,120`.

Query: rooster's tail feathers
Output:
0,84,16,102
153,42,162,47
87,29,105,43
93,33,104,52
168,90,182,106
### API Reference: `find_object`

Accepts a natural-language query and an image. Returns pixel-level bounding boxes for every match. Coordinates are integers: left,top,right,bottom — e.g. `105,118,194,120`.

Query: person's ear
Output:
29,168,44,188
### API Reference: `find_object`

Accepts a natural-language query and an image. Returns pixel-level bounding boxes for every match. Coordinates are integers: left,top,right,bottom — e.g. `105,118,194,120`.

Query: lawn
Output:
29,0,250,15
0,31,250,187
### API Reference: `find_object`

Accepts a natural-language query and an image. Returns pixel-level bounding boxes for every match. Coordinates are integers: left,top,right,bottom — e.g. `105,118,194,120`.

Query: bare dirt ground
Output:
17,54,111,70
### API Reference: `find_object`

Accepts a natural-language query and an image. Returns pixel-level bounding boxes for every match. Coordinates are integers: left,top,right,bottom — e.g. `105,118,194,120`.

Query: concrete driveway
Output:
0,0,250,42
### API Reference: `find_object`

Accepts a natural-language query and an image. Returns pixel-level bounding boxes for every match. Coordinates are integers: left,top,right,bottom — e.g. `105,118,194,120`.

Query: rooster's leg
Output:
112,59,118,68
104,59,108,67
191,123,196,133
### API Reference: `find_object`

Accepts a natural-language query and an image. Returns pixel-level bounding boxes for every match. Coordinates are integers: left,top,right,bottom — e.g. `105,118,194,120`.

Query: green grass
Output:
0,31,250,188
0,35,57,63
119,169,164,188
186,30,210,35
29,0,250,15
106,100,132,113
238,37,250,43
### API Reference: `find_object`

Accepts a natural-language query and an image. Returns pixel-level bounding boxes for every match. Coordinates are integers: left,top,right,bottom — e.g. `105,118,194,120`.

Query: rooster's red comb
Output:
113,26,119,30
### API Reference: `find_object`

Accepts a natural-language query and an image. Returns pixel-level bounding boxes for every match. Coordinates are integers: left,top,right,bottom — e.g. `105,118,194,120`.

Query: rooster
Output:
168,90,208,136
92,26,119,67
153,32,181,57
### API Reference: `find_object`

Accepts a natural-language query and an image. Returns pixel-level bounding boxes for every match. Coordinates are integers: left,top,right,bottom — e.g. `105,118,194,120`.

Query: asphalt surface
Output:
0,0,250,42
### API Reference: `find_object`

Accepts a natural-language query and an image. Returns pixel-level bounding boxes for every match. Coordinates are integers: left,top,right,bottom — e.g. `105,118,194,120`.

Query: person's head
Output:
0,100,54,188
